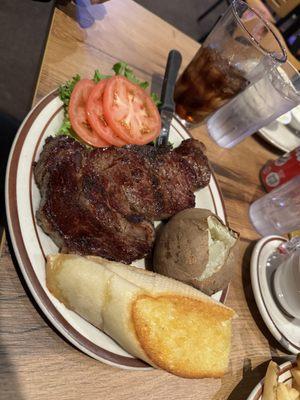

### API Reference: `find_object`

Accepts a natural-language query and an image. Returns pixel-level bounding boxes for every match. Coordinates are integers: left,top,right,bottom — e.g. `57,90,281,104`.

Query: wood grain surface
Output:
0,1,291,399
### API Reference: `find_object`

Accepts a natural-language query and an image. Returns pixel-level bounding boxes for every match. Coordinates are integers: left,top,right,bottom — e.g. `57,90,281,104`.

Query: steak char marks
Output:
34,136,211,263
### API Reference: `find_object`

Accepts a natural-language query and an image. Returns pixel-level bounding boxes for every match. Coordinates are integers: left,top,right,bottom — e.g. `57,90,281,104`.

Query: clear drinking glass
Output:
249,175,300,236
174,0,286,125
207,61,300,148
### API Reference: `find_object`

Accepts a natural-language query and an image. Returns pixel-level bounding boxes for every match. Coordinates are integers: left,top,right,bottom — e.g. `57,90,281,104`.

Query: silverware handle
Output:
160,49,182,112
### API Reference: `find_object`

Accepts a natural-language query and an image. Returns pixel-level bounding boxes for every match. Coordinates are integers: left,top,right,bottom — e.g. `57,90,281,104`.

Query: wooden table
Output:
0,1,291,399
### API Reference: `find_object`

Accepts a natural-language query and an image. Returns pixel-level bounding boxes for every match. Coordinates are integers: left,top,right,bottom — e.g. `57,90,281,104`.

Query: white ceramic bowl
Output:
290,105,300,131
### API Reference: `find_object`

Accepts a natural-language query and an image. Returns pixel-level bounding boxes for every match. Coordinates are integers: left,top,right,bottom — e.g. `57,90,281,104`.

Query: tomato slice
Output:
86,80,126,147
102,76,161,145
69,79,109,147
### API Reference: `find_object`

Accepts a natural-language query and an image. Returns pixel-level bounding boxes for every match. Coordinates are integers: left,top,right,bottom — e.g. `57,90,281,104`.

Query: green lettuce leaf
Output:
93,69,112,83
150,92,161,107
113,61,149,90
58,74,80,109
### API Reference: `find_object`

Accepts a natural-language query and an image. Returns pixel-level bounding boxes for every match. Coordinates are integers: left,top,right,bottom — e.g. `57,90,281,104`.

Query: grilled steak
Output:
34,136,211,263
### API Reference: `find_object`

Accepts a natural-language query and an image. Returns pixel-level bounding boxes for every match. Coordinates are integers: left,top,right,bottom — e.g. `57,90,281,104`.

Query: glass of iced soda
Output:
174,0,286,125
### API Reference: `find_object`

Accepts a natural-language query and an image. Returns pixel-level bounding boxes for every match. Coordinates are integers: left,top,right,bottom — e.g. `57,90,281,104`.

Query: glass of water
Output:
249,175,300,236
207,61,300,148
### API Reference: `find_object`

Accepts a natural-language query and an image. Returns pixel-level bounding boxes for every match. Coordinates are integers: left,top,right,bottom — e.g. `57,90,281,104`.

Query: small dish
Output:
247,360,295,400
250,236,300,354
291,105,300,131
259,121,300,152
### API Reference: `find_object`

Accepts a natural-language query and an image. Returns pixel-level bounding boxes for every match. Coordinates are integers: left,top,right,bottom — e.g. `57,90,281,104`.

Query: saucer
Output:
250,236,300,354
259,121,300,153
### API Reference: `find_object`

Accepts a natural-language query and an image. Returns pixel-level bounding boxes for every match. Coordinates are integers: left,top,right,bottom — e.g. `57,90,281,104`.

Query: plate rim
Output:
247,360,296,400
5,90,229,370
250,236,300,354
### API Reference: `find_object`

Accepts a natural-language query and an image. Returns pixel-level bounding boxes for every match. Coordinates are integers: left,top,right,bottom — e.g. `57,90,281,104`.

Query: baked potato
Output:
153,208,239,295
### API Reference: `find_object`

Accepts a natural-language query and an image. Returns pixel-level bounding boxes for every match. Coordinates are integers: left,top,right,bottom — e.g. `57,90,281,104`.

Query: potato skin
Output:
153,209,210,283
153,208,211,284
191,238,239,295
153,208,239,295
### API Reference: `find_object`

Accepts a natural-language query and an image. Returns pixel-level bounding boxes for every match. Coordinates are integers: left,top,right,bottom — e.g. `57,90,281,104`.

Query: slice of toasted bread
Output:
87,255,234,311
46,254,236,378
132,294,234,378
47,253,115,328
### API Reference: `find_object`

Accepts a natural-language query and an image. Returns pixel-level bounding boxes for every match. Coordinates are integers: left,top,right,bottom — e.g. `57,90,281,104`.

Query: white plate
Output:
250,236,300,354
247,361,295,400
259,121,300,153
5,91,228,370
